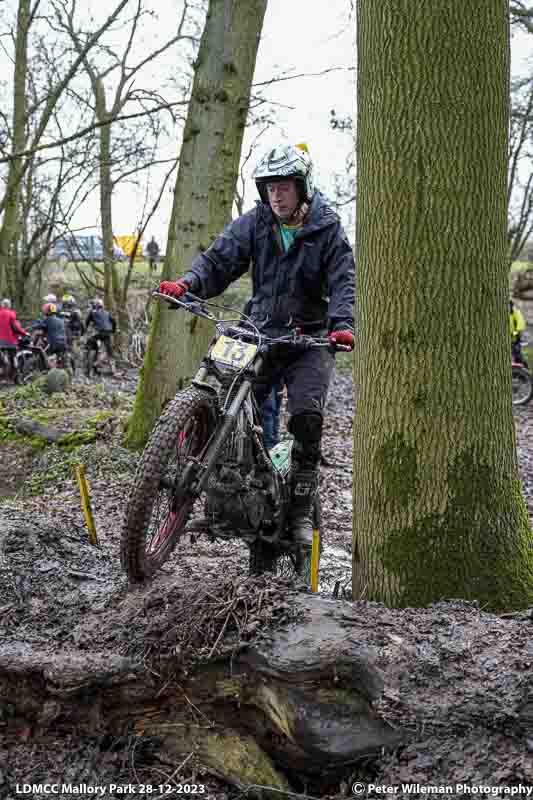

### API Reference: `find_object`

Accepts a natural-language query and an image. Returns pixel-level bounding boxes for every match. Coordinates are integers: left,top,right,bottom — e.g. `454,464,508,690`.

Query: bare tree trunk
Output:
126,0,267,449
353,0,533,610
94,79,117,313
0,0,31,298
98,124,119,312
507,76,533,267
0,0,131,305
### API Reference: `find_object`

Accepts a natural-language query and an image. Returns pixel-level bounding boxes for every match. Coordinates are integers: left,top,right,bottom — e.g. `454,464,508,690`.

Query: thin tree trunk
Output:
353,0,533,610
126,0,268,449
95,79,118,314
0,0,30,298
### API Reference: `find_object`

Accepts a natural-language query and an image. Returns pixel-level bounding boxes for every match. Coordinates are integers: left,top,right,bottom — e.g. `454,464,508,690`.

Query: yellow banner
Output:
114,235,143,259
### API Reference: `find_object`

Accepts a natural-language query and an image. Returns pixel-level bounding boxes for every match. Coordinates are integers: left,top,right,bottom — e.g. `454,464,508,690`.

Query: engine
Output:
206,463,278,534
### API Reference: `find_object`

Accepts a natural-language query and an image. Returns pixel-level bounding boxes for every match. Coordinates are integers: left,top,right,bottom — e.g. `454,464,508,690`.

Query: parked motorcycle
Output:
0,336,46,384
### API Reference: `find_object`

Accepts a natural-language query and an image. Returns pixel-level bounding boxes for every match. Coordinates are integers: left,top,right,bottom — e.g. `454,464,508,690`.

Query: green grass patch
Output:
26,441,138,495
335,349,354,374
60,258,161,294
7,379,47,403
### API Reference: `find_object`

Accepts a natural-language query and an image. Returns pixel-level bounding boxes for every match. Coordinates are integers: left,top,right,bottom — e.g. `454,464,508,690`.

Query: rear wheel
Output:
512,364,533,406
16,351,40,383
121,387,215,582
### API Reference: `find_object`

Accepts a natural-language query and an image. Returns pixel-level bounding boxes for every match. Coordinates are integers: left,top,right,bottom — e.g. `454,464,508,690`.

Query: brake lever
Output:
326,341,353,354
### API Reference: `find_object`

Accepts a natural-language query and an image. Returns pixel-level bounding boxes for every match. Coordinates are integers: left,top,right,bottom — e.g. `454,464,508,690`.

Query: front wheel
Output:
16,351,41,383
512,364,533,406
121,387,215,582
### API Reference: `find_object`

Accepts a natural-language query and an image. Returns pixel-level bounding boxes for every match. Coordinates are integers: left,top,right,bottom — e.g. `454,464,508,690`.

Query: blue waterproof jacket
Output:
32,314,66,346
85,309,116,334
183,192,355,333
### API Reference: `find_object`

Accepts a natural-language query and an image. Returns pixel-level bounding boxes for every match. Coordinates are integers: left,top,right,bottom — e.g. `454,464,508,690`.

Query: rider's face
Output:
266,179,299,221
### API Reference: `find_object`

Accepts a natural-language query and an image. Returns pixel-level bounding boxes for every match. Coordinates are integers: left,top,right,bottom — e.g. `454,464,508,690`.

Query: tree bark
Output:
353,0,533,610
126,0,267,449
95,80,119,314
0,0,31,297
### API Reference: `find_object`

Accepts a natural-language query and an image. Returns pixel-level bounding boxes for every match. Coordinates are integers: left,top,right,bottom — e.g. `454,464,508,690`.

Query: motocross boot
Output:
289,465,319,582
289,465,319,549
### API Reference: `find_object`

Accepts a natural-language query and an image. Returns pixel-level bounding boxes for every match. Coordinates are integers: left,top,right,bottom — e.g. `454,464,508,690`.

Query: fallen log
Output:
1,510,532,795
14,416,70,443
0,598,400,792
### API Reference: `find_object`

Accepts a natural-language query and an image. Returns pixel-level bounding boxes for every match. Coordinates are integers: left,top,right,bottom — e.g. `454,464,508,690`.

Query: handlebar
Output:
152,290,353,353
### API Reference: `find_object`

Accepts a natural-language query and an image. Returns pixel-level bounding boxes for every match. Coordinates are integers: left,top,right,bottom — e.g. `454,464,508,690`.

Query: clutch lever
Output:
151,291,213,321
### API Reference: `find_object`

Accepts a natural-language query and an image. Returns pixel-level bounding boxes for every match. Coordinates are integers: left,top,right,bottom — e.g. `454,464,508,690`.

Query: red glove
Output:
329,330,354,350
159,279,191,299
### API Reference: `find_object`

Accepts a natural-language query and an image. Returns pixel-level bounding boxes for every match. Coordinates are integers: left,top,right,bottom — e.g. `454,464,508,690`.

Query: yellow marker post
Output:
310,528,320,593
75,464,98,546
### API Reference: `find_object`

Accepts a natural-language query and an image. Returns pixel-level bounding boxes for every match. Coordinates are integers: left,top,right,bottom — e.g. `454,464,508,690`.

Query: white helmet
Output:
253,143,315,204
43,293,57,303
1,298,11,308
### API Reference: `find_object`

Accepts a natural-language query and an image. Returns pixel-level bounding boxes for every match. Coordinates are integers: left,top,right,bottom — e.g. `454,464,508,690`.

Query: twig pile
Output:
120,573,308,672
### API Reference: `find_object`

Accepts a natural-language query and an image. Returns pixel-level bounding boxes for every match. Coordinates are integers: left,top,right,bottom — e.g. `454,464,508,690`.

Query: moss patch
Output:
379,448,533,611
25,441,137,495
201,729,290,792
376,433,418,506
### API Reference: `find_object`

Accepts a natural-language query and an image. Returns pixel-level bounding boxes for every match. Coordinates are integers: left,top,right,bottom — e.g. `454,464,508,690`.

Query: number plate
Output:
210,335,257,368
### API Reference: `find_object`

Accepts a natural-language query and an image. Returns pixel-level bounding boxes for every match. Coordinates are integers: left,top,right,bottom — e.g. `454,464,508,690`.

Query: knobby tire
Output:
512,364,533,406
121,387,214,582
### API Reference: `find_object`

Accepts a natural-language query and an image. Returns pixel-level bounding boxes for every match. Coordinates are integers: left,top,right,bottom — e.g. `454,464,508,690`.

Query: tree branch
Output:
0,100,189,163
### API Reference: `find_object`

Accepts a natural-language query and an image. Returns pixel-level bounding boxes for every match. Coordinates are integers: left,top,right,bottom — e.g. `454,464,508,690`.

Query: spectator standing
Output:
146,236,160,271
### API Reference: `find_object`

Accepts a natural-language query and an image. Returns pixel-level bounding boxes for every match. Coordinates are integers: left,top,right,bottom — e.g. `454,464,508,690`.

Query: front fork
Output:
174,355,265,502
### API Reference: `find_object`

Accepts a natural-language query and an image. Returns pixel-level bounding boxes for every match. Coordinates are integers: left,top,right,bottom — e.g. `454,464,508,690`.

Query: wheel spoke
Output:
144,412,207,559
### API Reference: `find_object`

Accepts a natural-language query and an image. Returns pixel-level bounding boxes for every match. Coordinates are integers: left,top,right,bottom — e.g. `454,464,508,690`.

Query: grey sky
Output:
1,2,532,249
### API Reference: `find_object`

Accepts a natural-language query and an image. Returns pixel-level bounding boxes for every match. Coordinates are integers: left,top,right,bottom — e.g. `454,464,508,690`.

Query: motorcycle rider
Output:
510,299,528,368
159,143,355,552
32,303,67,367
61,293,85,350
43,293,62,311
85,298,116,362
0,299,29,381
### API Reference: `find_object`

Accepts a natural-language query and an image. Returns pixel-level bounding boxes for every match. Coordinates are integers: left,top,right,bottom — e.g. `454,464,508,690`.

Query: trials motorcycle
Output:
121,291,349,584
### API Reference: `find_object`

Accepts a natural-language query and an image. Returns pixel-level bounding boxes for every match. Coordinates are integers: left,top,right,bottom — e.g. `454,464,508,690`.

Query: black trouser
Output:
253,343,335,467
66,326,82,349
87,332,113,359
512,336,528,368
48,342,67,368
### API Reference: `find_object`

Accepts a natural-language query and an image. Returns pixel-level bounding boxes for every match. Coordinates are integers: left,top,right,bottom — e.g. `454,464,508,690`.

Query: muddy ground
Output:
1,369,533,798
